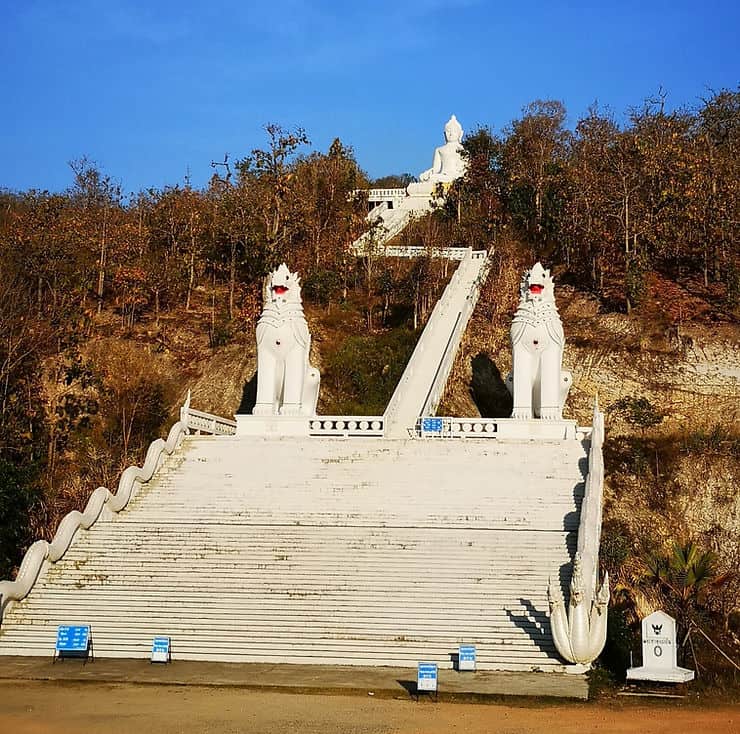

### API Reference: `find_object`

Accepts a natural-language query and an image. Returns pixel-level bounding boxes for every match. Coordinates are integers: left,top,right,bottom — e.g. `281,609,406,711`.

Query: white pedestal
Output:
235,414,310,437
626,611,695,683
493,419,578,441
626,665,695,683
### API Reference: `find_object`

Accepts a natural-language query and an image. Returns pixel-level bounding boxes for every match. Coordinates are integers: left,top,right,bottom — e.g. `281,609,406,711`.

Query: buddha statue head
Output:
444,114,463,144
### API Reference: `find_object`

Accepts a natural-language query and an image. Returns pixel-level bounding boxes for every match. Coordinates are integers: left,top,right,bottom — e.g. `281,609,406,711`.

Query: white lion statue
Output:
505,262,571,420
252,264,320,417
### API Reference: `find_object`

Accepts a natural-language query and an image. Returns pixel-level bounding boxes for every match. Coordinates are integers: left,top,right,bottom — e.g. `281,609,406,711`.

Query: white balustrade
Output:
418,417,499,438
308,416,385,437
382,245,469,260
186,408,237,436
366,188,407,201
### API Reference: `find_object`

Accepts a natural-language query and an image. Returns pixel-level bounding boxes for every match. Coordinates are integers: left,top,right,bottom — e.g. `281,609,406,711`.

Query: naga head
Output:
264,263,302,308
520,262,555,304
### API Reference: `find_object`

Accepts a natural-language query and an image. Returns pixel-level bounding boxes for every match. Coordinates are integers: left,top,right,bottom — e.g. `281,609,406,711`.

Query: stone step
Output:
0,435,586,672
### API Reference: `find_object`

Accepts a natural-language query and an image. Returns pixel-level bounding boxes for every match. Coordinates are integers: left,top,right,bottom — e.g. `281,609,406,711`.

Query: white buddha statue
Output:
407,115,467,197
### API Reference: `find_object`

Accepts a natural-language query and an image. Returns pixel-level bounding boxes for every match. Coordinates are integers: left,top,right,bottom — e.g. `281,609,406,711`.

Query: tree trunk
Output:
229,242,236,319
186,250,195,311
97,214,108,314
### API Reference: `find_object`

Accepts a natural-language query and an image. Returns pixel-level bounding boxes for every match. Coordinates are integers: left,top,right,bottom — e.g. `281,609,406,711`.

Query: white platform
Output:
626,665,695,683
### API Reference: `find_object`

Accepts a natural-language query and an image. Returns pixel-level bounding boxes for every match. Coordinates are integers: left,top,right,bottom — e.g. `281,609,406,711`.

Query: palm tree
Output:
643,540,718,630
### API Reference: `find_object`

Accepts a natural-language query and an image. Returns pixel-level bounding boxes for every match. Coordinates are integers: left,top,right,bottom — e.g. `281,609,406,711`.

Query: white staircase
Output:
0,435,587,671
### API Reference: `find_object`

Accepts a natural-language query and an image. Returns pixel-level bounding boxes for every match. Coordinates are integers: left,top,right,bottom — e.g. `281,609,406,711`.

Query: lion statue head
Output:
263,263,303,308
519,262,555,305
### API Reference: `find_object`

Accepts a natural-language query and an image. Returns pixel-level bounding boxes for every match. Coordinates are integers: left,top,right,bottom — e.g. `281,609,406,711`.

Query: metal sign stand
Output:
150,636,172,664
416,662,438,702
53,625,93,665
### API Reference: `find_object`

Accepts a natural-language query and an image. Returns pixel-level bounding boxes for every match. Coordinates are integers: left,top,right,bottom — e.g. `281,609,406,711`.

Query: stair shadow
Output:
470,353,512,418
505,598,550,643
505,595,566,660
237,372,258,414
563,508,580,532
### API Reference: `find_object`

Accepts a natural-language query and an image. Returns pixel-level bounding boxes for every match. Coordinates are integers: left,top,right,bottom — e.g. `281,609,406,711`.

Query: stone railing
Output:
383,248,491,437
576,404,605,597
366,188,407,202
185,407,237,436
383,245,469,260
415,416,584,441
309,416,385,437
419,251,491,417
417,417,499,437
0,406,190,622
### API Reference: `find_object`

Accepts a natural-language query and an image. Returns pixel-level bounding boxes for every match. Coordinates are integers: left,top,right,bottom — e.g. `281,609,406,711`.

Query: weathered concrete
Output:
0,656,589,700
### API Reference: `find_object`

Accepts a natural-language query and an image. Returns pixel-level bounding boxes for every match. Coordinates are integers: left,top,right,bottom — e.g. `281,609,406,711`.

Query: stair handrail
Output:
383,248,491,435
576,400,606,598
0,393,198,623
420,250,491,417
547,399,610,665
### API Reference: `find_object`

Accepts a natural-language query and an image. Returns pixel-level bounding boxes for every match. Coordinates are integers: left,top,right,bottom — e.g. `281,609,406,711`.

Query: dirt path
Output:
1,681,737,734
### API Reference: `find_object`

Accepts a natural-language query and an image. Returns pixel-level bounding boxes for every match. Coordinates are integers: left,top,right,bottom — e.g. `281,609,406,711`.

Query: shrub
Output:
302,268,342,306
0,460,39,580
608,395,664,434
323,328,418,415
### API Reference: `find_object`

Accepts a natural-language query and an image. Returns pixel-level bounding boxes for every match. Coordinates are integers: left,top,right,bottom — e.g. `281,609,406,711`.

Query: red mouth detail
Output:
272,285,289,295
529,284,544,294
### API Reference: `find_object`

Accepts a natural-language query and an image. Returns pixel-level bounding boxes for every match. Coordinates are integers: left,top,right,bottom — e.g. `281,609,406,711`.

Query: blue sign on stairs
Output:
458,644,476,671
417,662,438,692
54,625,92,662
421,418,443,435
151,636,171,663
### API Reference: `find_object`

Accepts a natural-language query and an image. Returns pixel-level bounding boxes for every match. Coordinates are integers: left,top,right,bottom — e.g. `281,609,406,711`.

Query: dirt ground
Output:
0,681,737,734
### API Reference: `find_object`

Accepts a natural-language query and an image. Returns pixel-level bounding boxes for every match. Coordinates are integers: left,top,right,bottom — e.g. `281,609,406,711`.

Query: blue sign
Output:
458,644,476,671
151,636,171,663
417,662,438,692
421,418,443,434
55,625,90,653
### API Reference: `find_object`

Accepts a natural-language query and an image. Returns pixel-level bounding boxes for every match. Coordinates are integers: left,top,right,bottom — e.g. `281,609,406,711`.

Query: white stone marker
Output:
627,610,695,683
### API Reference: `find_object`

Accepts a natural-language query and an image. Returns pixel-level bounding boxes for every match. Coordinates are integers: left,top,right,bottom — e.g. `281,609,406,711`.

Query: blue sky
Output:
1,1,738,194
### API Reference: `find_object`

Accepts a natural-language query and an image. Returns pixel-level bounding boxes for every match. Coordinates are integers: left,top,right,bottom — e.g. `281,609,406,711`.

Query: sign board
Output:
417,662,438,692
626,610,694,683
421,418,443,435
151,636,171,663
55,625,90,653
458,644,476,672
54,625,91,661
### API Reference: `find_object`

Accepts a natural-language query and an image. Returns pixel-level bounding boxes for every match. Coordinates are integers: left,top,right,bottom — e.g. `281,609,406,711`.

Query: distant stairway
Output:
0,436,587,671
384,250,489,437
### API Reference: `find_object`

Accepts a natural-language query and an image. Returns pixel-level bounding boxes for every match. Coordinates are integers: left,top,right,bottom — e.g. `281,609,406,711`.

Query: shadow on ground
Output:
470,353,512,418
237,372,258,414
